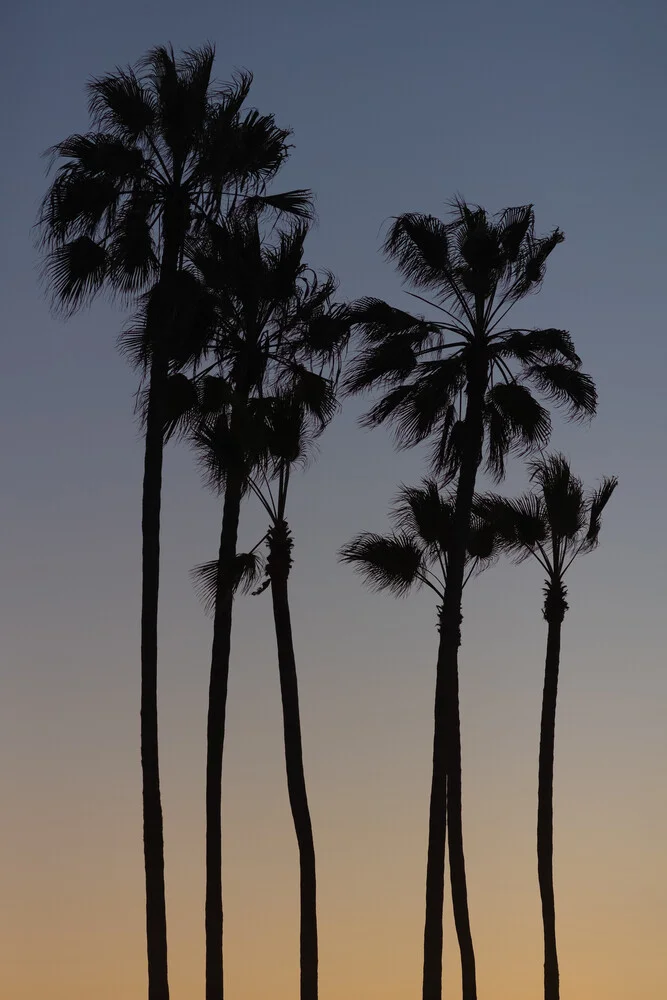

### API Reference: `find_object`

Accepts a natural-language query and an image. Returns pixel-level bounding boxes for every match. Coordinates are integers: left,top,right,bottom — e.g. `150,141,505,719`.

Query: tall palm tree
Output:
345,201,597,1000
188,215,349,1000
476,454,616,1000
193,391,343,1000
38,44,310,1000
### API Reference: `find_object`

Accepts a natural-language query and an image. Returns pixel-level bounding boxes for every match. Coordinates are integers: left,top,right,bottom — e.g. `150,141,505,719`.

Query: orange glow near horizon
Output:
2,589,665,1000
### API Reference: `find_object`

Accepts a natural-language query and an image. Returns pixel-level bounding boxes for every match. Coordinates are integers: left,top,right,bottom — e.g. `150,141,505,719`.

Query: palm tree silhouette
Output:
476,454,616,1000
194,390,344,1000
345,201,597,1000
38,44,309,1000
189,216,349,1000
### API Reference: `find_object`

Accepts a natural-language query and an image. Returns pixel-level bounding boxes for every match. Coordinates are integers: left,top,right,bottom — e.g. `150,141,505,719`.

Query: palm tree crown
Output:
346,201,596,476
39,43,310,311
476,452,617,617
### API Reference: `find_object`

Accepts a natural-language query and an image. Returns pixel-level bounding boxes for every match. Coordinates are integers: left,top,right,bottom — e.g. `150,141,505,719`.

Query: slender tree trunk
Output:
446,648,476,1000
539,583,567,1000
141,350,170,1000
423,356,486,1000
268,519,318,1000
422,629,450,1000
205,468,244,1000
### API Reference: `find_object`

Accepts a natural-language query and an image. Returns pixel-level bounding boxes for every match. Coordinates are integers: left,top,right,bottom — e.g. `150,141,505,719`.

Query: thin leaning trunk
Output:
446,650,475,1000
268,519,318,1000
423,357,486,1000
140,351,170,1000
538,604,564,1000
205,468,244,1000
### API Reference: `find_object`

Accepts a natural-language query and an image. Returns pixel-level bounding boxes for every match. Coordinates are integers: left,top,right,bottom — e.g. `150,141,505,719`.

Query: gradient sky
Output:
1,1,666,998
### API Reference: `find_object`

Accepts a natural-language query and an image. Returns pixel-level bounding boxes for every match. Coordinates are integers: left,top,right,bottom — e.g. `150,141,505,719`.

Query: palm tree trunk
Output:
205,468,244,1000
141,350,170,1000
446,649,476,1000
268,519,318,1000
539,589,566,1000
422,629,449,1000
423,358,486,1000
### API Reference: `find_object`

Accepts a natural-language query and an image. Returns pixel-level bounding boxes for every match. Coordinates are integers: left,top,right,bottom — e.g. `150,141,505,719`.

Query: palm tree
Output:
38,44,310,1000
193,391,343,1000
345,201,597,1000
475,454,616,1000
188,215,349,1000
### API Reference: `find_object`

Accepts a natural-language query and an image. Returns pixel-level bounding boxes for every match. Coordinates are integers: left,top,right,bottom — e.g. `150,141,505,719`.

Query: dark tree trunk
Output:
268,519,318,1000
422,629,450,1000
205,468,244,1000
422,355,486,1000
141,351,170,1000
446,649,476,1000
539,582,567,1000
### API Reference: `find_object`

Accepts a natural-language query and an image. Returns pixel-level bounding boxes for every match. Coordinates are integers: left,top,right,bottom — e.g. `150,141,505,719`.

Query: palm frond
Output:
585,475,618,546
383,213,454,292
499,327,581,367
87,68,157,139
361,356,466,447
42,237,108,313
392,480,455,556
339,532,426,596
525,362,597,419
344,338,418,393
239,189,314,221
529,453,585,540
474,492,547,562
484,382,551,480
191,550,264,616
162,373,200,441
512,228,565,297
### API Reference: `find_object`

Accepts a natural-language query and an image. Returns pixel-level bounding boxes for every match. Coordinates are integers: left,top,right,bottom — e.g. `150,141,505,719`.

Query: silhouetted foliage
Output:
345,200,596,1000
476,454,616,1000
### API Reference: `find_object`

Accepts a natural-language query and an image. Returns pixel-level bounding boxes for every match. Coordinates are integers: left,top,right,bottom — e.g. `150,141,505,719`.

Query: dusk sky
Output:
1,1,666,998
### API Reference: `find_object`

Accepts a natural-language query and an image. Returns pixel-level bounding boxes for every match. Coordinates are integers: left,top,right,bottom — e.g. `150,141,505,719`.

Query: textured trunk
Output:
422,351,486,1000
141,351,170,1000
268,520,318,1000
539,583,566,1000
205,468,244,1000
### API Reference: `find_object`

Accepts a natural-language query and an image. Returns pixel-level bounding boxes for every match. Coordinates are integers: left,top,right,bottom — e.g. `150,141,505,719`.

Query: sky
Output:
1,0,666,998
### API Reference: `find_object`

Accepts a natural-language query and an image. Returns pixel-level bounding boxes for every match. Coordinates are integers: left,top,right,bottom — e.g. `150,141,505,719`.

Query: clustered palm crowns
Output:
346,201,597,476
176,213,349,479
39,43,310,311
341,480,498,605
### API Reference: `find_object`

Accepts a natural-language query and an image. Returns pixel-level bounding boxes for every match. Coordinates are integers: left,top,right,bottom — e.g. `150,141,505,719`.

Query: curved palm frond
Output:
393,480,455,558
529,453,586,541
484,382,551,481
585,476,618,547
191,550,265,616
339,532,427,596
524,362,597,420
499,328,581,367
474,492,547,563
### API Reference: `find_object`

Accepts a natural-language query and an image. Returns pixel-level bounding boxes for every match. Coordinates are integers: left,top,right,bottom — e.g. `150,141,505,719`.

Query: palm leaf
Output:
525,362,597,419
339,532,426,596
585,475,618,546
484,382,551,480
43,237,108,313
191,550,264,616
383,213,453,292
